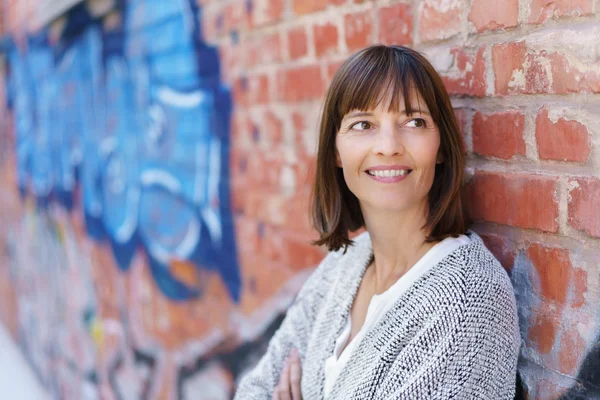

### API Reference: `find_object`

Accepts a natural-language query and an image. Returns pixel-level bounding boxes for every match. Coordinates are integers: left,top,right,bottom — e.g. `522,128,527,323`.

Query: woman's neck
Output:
361,201,436,293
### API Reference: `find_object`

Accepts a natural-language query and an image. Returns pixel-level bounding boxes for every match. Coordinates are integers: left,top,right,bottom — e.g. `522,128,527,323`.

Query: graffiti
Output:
5,0,240,303
0,0,326,398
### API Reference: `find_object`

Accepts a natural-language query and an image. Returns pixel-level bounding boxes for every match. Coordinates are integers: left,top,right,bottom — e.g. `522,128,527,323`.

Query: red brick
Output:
558,326,586,375
568,178,600,238
419,0,461,42
261,110,283,146
468,0,518,32
234,215,261,255
480,233,516,272
288,27,308,60
313,22,339,57
282,191,316,235
492,41,527,95
276,65,325,102
528,311,558,354
529,0,593,24
225,2,252,30
344,11,374,52
466,172,559,232
325,61,344,85
231,76,249,107
246,32,283,67
233,74,270,107
472,111,526,159
535,108,591,162
281,233,326,271
378,4,412,46
292,0,345,15
572,268,587,308
441,47,486,97
527,243,572,305
252,0,285,26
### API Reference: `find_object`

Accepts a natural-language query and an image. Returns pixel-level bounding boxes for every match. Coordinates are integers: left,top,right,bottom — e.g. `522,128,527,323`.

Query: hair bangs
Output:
335,47,438,123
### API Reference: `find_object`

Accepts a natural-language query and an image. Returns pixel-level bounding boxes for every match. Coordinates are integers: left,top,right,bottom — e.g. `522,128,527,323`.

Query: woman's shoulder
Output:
448,230,516,305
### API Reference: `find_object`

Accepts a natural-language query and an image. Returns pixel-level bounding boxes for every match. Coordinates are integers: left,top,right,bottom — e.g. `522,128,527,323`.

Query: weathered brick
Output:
528,311,558,354
378,4,412,45
313,22,340,57
529,0,594,24
344,11,374,52
527,243,572,305
492,41,528,95
568,178,600,238
419,0,461,42
468,0,518,32
535,108,591,162
493,41,600,95
440,47,486,97
466,172,559,232
559,326,586,375
472,111,526,159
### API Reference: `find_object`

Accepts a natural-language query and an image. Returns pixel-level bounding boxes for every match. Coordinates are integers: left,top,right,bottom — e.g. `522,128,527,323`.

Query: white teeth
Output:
369,169,410,177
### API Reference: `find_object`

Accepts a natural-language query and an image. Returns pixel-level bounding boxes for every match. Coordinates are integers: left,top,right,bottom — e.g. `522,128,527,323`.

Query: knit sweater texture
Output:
234,231,521,399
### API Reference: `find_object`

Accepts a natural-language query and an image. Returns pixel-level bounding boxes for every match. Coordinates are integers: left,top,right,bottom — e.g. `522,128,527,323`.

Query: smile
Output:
366,169,411,177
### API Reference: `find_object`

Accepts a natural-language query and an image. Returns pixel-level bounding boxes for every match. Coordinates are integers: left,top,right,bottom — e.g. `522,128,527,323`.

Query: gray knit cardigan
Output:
234,231,521,399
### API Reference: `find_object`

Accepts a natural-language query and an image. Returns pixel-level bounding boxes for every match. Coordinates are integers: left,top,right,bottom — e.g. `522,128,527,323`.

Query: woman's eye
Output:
405,118,427,128
350,121,372,131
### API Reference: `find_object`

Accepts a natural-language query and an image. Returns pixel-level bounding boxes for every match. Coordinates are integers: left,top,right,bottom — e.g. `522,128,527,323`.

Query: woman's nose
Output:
372,126,405,156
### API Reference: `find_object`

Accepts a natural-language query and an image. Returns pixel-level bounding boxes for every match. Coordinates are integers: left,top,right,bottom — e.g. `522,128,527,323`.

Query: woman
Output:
234,45,521,399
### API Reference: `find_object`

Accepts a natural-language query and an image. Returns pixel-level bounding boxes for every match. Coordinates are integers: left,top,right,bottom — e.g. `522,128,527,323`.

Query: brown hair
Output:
311,45,467,252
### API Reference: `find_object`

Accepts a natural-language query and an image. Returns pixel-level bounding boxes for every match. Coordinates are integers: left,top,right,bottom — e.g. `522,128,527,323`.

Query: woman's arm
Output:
234,252,338,399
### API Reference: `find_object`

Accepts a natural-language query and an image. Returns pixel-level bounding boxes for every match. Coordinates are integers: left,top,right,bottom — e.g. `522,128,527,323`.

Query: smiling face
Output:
335,90,441,215
311,45,467,252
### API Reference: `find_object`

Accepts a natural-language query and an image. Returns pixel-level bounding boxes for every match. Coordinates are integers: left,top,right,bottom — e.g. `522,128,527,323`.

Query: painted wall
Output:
1,0,600,399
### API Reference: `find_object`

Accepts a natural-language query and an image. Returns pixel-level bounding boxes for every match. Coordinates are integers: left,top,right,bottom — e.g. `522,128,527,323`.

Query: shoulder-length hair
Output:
311,45,467,252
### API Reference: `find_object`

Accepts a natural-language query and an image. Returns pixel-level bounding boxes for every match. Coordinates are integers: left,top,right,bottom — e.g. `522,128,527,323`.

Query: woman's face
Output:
335,91,441,215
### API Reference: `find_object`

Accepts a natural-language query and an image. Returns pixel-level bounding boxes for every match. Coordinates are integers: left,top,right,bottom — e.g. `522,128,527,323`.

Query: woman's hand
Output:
272,348,302,400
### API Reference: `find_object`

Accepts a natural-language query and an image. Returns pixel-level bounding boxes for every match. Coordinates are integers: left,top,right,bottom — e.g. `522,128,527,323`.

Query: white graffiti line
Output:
175,215,201,260
140,170,182,194
144,216,200,264
115,187,139,244
201,207,221,246
157,86,208,108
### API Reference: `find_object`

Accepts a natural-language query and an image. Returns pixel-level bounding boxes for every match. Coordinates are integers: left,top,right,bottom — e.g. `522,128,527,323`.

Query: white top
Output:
323,234,472,398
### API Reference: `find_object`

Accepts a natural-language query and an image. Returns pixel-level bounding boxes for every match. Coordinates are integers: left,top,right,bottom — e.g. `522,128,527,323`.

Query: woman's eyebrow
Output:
343,110,431,120
403,109,431,116
343,111,373,120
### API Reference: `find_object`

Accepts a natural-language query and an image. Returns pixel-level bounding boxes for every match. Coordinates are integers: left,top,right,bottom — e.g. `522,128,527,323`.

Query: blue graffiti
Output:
4,0,241,303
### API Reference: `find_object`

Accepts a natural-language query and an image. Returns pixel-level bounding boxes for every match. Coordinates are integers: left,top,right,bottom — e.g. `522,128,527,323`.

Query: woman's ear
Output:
335,150,342,167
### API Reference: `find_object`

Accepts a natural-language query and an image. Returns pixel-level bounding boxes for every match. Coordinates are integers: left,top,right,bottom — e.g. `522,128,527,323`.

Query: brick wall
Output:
0,0,599,399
